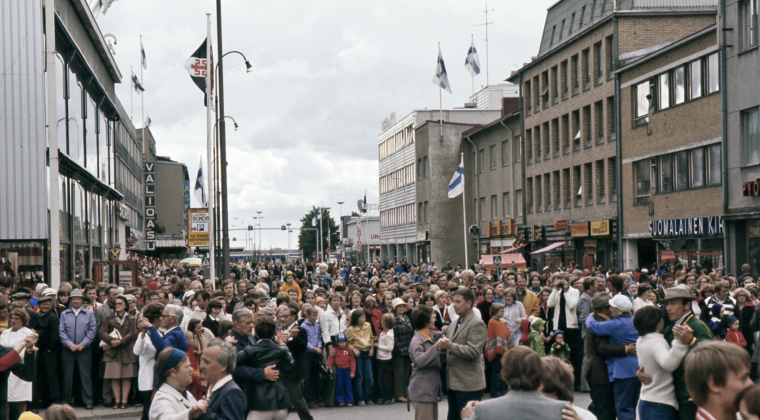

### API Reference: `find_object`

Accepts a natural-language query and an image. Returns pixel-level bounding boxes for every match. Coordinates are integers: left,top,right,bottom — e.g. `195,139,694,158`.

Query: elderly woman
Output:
100,295,137,409
0,308,32,413
149,348,208,420
237,316,294,420
134,303,163,420
408,306,443,420
501,288,526,344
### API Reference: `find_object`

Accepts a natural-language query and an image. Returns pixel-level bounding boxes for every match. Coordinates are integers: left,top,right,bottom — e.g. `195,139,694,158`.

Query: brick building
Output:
617,26,723,271
508,0,716,271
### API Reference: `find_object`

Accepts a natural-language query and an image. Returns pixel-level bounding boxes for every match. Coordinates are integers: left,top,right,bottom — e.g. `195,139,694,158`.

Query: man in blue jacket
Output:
200,339,246,420
139,304,188,354
59,289,97,409
227,308,278,384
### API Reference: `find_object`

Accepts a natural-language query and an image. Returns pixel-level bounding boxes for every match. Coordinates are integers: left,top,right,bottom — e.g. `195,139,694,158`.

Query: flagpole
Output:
319,212,323,262
461,152,469,269
205,13,216,286
140,35,145,130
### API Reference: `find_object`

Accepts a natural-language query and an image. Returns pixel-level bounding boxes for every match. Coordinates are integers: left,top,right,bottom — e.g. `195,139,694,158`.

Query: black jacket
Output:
203,314,220,336
36,310,60,351
236,340,294,411
282,323,308,381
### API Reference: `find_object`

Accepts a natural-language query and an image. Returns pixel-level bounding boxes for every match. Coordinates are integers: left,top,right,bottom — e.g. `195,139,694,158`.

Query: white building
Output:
342,216,380,263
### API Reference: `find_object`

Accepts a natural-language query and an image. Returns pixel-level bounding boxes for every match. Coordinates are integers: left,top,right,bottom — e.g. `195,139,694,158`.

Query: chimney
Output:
501,97,519,117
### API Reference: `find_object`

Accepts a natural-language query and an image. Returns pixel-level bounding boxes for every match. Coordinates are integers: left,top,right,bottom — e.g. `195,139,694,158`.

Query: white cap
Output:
610,294,633,313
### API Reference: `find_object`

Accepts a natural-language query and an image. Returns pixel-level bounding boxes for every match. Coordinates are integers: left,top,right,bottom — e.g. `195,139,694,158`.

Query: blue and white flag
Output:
141,38,147,69
131,70,144,94
92,0,115,16
464,39,481,77
146,114,152,127
313,210,321,226
447,158,464,198
432,45,452,93
195,156,206,207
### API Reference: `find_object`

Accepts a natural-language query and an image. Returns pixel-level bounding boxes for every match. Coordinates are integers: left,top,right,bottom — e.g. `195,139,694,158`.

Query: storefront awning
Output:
660,251,677,261
530,241,568,254
481,253,527,269
57,149,124,201
499,243,527,254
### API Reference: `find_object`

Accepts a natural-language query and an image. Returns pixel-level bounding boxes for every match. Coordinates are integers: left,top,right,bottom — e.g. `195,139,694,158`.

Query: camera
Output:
558,280,566,289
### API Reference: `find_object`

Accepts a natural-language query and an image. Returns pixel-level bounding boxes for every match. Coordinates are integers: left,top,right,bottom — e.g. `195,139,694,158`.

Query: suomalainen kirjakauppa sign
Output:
648,216,723,237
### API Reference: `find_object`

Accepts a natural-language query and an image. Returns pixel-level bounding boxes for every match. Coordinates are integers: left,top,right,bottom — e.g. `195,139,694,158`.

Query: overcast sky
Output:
97,0,552,250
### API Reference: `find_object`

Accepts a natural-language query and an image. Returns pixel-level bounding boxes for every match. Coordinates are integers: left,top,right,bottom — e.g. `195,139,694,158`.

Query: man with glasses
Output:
138,304,188,355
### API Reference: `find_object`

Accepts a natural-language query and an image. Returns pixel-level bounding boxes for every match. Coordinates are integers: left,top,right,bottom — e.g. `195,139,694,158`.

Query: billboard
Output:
188,208,210,246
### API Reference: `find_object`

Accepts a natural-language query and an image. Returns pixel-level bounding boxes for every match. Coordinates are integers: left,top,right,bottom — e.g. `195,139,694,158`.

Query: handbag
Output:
99,329,122,351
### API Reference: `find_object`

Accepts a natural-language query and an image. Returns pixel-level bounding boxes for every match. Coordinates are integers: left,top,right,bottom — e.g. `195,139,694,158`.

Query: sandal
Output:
120,403,128,409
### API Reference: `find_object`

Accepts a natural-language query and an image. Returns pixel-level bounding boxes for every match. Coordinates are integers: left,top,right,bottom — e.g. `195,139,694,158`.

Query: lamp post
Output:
256,211,263,261
251,216,258,261
286,223,292,256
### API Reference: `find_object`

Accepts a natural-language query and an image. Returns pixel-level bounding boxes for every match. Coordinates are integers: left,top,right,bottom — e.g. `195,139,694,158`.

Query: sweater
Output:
346,323,373,352
280,282,301,300
328,346,356,374
726,329,747,347
636,333,689,409
528,330,544,356
376,329,394,360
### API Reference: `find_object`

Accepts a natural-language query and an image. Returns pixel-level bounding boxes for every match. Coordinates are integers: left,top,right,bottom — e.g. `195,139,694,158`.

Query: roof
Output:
66,0,122,82
461,110,520,138
615,25,716,74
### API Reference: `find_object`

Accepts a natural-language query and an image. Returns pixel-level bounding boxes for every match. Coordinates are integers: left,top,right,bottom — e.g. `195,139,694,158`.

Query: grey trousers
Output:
283,378,314,420
61,347,94,405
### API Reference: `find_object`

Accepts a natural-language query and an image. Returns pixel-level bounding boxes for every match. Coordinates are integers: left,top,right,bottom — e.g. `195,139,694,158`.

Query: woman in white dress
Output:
0,308,33,413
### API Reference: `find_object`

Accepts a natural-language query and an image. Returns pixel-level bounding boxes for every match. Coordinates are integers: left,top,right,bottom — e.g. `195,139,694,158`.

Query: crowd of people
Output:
2,259,760,420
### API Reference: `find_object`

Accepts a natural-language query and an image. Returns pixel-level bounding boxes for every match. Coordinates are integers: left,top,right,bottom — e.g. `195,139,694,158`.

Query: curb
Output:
40,408,142,420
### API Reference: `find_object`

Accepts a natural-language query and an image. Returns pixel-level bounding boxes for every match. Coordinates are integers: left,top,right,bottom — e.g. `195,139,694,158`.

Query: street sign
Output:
188,208,210,246
201,258,210,268
492,256,502,265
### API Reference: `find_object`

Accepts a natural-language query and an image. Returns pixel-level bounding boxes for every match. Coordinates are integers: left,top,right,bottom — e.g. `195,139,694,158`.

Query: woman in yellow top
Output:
346,309,374,406
280,272,301,301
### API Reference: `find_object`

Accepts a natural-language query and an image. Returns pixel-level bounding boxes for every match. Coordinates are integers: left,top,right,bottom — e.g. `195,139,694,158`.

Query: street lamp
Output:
256,211,263,261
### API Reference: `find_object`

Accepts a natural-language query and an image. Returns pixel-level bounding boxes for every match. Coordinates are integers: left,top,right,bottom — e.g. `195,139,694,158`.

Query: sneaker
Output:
366,401,374,406
397,397,408,402
358,401,366,406
347,404,353,407
384,399,395,405
338,403,346,407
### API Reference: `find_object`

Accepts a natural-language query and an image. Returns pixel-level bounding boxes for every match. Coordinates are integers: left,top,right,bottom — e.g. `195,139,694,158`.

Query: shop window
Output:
674,66,686,105
690,60,702,100
635,81,650,126
85,96,97,174
708,53,719,94
692,148,705,188
676,151,690,191
635,159,651,205
744,107,760,165
708,144,722,185
74,183,85,244
68,71,83,165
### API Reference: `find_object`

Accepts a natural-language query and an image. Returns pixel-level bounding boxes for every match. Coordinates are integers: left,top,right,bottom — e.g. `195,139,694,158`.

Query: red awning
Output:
530,241,568,254
481,253,527,269
660,251,676,261
499,243,528,254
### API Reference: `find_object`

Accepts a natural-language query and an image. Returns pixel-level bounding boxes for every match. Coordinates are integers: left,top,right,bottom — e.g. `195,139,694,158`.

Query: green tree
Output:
298,206,340,261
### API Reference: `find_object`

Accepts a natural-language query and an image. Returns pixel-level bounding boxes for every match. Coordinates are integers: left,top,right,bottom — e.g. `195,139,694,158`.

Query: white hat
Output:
35,284,47,293
641,269,649,274
609,294,633,313
42,288,57,297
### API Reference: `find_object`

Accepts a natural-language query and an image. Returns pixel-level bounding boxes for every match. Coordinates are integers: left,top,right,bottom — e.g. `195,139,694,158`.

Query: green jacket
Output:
662,312,712,407
528,331,545,356
550,343,571,360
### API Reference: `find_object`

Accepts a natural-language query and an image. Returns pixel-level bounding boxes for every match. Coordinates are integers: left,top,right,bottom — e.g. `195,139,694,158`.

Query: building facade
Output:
509,0,716,271
617,27,723,271
722,0,760,275
342,216,380,263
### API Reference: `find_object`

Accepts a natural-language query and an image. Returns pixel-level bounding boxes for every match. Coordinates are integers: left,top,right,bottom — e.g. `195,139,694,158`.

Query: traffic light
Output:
281,225,286,231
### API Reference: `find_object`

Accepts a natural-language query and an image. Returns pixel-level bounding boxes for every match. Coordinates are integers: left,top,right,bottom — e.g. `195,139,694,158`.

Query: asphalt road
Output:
111,392,592,420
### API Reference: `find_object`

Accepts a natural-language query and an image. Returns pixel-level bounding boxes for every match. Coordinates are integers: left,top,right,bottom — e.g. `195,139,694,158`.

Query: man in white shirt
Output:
319,293,346,408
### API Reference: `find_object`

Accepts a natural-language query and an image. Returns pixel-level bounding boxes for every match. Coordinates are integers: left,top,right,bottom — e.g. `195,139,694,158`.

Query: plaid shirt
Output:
393,314,414,357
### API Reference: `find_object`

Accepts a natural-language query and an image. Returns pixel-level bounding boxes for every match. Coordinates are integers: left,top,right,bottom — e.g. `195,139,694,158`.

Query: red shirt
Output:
726,329,747,347
328,346,356,374
0,350,20,371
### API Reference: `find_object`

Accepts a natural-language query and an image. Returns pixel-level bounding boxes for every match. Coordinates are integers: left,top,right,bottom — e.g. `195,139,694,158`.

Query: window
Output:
503,192,511,218
569,14,575,35
418,203,422,224
478,149,485,173
595,101,603,144
605,36,613,80
572,55,580,94
690,60,702,100
676,151,689,191
674,66,686,105
516,190,523,216
491,195,498,219
584,49,591,90
741,0,758,50
479,197,486,221
579,7,586,29
635,81,650,126
552,66,559,104
516,136,522,162
423,156,429,177
502,140,510,166
708,53,719,94
660,154,673,193
609,157,618,202
744,107,760,165
692,148,705,188
574,166,582,207
709,144,722,185
559,20,565,41
597,160,606,204
490,145,497,170
551,26,556,46
635,159,651,205
659,73,670,110
417,158,422,179
424,201,429,223
562,61,569,99
594,43,602,85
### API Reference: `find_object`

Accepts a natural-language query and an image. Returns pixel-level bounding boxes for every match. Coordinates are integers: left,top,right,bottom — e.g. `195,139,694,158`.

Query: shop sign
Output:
188,208,210,246
531,225,544,241
487,222,493,237
590,220,610,236
499,219,516,235
571,222,589,237
554,220,568,231
584,239,597,248
144,162,156,251
743,179,760,196
648,216,724,237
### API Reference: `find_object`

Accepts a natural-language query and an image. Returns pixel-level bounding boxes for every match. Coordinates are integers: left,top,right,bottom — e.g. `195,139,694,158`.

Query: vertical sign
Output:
183,180,191,232
144,162,156,250
356,221,362,252
188,208,210,246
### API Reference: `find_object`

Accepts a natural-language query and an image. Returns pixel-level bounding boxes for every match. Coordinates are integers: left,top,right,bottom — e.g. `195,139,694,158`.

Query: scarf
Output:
485,319,513,362
114,311,128,326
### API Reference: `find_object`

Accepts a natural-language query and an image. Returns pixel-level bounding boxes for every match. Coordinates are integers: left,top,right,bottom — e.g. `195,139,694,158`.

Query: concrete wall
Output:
155,161,188,237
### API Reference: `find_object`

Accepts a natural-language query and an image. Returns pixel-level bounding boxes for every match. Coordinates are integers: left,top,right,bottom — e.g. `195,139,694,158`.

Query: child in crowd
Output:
485,303,512,397
527,316,546,356
708,303,726,339
346,310,374,406
724,315,747,347
328,333,356,407
302,306,323,409
550,330,571,360
376,313,395,405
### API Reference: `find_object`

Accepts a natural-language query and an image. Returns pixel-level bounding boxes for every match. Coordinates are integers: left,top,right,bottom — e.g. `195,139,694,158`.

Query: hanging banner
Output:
188,208,210,246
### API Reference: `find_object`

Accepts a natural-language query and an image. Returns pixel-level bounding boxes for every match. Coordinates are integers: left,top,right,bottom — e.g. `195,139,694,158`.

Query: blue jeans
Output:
353,352,373,403
612,377,641,420
489,355,509,398
377,359,393,401
639,400,677,420
335,367,354,405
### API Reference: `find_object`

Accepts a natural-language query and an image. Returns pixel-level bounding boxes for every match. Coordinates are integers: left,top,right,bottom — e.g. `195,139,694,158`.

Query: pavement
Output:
49,392,592,420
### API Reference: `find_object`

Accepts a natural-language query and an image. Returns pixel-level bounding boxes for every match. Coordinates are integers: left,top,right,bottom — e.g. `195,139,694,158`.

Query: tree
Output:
298,206,340,261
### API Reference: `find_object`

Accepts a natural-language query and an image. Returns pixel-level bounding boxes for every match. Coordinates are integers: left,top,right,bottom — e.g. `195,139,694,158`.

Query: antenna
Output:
473,3,495,86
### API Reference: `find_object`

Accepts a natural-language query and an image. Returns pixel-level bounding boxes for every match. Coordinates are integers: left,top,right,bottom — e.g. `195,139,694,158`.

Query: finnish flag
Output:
147,114,152,127
448,159,464,198
131,70,144,94
464,39,481,77
432,46,452,93
313,210,321,226
92,0,115,17
141,38,147,69
195,157,206,207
